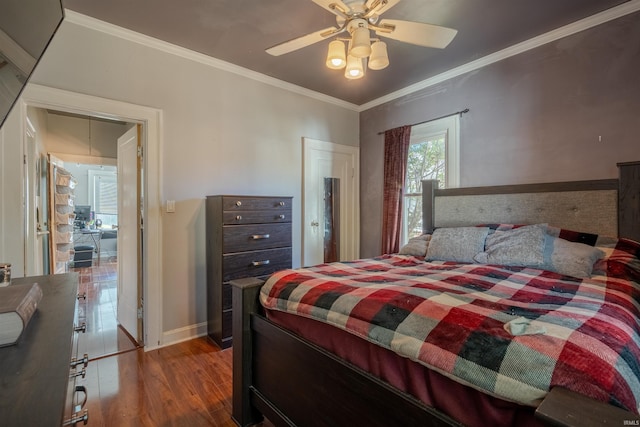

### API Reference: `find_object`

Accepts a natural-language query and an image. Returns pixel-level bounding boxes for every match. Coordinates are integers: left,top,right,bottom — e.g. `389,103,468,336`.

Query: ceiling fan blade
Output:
312,0,352,17
266,27,341,56
365,0,401,17
376,19,457,49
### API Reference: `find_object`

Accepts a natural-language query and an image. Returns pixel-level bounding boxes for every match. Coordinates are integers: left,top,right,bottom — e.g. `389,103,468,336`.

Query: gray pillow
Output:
399,234,431,257
426,227,489,263
474,224,547,267
541,236,605,278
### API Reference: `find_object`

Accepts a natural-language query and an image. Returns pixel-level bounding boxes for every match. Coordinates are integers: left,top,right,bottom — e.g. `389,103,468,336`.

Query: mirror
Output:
0,0,64,128
323,177,340,263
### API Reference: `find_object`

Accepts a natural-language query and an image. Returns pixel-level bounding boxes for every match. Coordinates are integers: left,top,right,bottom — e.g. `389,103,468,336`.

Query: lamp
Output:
350,25,371,58
325,18,390,79
325,40,346,69
368,40,389,70
344,55,365,79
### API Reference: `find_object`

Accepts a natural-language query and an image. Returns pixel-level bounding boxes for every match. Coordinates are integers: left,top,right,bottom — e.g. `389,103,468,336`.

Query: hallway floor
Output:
72,260,139,360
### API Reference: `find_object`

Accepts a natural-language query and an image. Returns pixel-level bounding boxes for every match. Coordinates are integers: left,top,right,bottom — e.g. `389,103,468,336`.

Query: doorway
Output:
28,109,143,354
16,84,163,350
302,138,359,267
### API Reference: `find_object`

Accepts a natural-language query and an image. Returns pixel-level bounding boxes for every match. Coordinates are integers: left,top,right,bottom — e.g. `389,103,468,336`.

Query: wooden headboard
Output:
422,162,640,241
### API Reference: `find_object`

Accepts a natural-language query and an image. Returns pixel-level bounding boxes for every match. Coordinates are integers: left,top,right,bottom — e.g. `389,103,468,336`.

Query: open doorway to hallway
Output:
26,107,142,357
17,83,163,350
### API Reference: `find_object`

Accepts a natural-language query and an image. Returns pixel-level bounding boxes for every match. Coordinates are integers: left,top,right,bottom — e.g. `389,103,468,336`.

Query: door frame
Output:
302,138,360,266
18,84,163,351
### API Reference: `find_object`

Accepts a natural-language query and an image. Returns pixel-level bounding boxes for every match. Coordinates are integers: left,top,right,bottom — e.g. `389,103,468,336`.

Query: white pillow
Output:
426,227,489,263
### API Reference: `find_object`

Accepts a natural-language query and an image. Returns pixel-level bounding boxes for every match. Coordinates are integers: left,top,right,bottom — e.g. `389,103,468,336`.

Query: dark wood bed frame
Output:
231,162,640,427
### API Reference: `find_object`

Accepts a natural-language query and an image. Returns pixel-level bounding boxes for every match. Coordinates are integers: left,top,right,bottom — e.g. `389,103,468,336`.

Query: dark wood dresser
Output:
206,195,292,348
0,273,89,426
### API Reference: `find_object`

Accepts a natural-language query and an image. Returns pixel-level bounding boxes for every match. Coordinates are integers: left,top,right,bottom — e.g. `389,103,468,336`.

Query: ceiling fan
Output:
266,0,458,79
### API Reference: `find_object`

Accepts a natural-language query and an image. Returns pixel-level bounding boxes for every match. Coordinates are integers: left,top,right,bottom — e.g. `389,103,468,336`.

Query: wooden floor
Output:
79,338,244,426
72,260,139,360
71,260,272,426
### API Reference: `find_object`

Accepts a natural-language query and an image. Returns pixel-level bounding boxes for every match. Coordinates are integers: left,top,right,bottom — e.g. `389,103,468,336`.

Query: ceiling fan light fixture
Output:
368,40,389,70
350,25,372,58
265,0,459,81
345,54,365,79
326,40,346,69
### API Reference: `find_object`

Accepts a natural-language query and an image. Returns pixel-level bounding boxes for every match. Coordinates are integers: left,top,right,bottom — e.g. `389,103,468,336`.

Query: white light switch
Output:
166,200,175,213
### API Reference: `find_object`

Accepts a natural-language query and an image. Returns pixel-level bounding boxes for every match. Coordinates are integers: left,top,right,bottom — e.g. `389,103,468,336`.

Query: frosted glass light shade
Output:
325,40,346,69
368,40,389,70
345,55,365,79
350,26,371,58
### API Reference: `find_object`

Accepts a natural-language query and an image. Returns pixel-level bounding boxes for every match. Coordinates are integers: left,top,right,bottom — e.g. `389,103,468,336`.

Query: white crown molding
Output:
63,1,640,113
0,28,36,75
63,9,360,112
358,0,640,111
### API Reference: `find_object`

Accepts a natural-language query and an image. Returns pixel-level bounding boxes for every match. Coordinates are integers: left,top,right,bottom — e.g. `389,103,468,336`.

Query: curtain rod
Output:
376,108,470,135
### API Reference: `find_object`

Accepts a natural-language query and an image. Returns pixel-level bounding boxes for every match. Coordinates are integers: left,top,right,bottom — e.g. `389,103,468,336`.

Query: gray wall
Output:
359,11,640,258
11,18,359,345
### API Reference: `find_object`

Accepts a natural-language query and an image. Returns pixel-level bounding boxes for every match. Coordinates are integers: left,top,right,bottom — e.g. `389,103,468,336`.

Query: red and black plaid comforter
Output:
260,239,640,412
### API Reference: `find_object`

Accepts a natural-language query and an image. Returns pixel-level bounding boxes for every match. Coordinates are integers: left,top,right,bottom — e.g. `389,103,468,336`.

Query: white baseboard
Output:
158,322,208,349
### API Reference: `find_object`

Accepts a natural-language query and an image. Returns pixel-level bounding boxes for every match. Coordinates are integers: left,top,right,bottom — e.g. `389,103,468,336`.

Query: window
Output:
402,115,459,243
88,169,118,227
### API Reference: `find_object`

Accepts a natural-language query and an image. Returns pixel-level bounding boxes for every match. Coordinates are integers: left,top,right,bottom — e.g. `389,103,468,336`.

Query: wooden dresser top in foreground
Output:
0,273,78,426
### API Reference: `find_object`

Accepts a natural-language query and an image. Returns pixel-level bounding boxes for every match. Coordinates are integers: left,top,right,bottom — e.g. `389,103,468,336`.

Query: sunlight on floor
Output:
72,260,138,360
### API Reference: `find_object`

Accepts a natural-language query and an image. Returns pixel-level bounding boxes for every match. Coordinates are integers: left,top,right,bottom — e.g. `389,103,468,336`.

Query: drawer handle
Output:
70,353,89,369
251,234,270,240
70,368,87,379
236,201,242,207
74,322,87,334
236,215,242,220
74,385,89,409
252,260,270,267
76,293,87,301
278,215,285,220
63,386,89,426
279,201,285,206
63,409,88,426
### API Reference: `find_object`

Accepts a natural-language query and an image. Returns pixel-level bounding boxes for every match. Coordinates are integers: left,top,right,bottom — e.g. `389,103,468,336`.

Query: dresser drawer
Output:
222,196,291,211
222,247,292,281
223,223,292,253
222,209,291,225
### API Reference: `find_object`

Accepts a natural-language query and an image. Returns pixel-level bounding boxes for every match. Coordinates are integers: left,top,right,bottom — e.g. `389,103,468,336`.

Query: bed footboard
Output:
232,277,265,427
536,387,640,427
231,277,461,427
231,278,640,427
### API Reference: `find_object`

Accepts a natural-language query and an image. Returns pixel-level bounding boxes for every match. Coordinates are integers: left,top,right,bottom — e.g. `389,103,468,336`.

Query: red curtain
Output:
381,125,411,254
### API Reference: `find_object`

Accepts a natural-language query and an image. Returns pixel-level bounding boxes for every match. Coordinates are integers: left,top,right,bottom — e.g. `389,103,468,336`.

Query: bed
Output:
231,163,640,427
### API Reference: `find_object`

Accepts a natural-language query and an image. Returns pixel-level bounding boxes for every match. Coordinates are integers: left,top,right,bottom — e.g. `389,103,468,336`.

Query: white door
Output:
24,123,38,275
117,125,142,343
24,119,54,275
303,138,359,267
